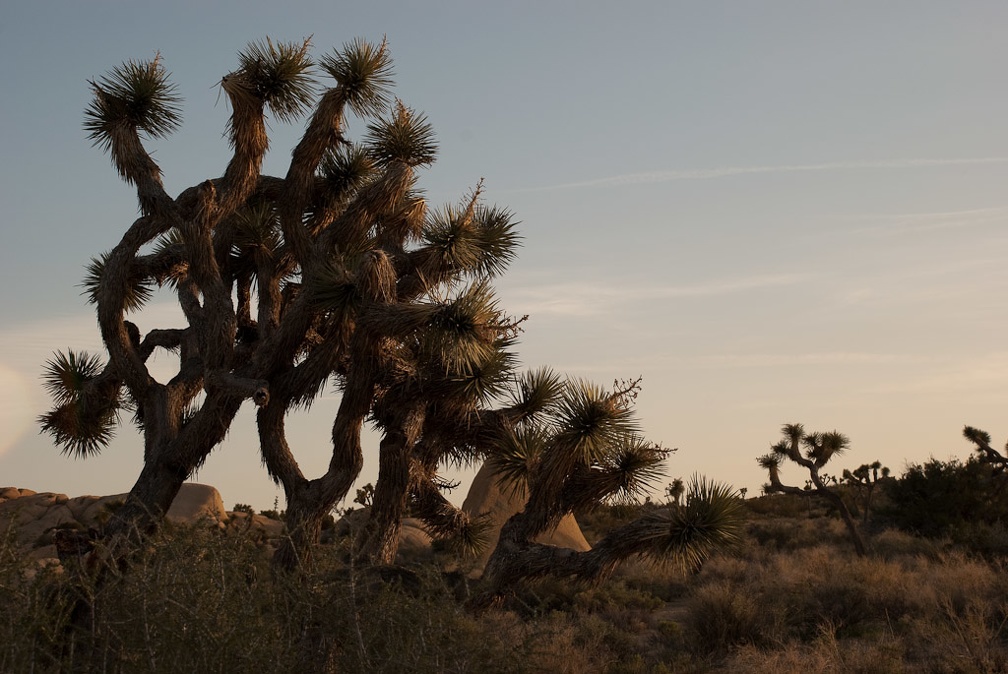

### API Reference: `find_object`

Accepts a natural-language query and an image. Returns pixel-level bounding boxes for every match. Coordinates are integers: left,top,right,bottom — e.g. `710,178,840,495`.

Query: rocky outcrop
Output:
165,483,228,524
0,484,284,565
332,508,434,563
4,467,593,572
461,463,591,571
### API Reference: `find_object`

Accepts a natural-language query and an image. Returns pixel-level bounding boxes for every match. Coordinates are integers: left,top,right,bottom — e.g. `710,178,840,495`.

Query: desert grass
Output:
2,502,1006,673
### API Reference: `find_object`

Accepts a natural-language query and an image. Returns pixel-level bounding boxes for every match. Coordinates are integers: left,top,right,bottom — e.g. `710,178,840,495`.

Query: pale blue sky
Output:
2,1,1007,508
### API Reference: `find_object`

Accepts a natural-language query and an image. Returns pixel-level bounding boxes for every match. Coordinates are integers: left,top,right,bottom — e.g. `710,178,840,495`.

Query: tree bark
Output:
360,406,424,564
821,488,867,556
359,434,411,564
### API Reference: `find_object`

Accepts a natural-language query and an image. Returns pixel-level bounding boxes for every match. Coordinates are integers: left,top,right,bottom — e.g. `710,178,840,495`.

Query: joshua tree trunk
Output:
354,404,423,563
360,436,412,564
270,390,369,570
814,477,866,556
276,483,331,571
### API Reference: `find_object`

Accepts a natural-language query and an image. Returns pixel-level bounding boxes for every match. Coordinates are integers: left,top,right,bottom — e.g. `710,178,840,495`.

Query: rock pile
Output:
0,484,285,565
462,463,591,572
3,464,593,571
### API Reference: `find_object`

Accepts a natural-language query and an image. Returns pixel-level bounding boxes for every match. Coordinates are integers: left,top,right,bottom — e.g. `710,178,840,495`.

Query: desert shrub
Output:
723,633,905,674
744,493,813,519
3,522,654,673
901,561,1008,673
689,545,923,647
0,530,75,673
881,456,1008,543
746,513,853,554
7,510,1008,673
869,527,947,560
618,559,693,603
955,521,1008,557
685,581,767,652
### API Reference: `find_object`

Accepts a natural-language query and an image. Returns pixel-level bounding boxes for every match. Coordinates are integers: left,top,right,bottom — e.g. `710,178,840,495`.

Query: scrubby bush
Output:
4,501,1008,673
881,456,1008,544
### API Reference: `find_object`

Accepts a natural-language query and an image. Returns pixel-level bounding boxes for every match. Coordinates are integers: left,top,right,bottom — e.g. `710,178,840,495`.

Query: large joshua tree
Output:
758,423,866,556
41,37,741,575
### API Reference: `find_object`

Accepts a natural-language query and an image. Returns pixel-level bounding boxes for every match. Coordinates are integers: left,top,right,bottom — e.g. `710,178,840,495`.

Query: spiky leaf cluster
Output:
646,477,742,572
233,38,316,123
603,438,670,505
421,203,521,280
84,55,182,153
306,256,363,318
82,252,154,312
420,281,503,374
41,351,104,404
232,203,283,266
319,38,394,117
490,426,548,500
365,102,437,167
38,351,119,458
803,430,849,467
146,228,188,288
551,379,639,465
505,368,563,423
319,144,376,202
962,425,1008,468
490,377,659,509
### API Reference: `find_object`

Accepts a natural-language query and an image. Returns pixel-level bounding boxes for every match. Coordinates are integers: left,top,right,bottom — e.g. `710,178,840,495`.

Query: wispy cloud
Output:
867,352,1008,403
501,273,806,317
845,206,1008,237
519,350,919,378
524,157,1008,192
692,352,920,368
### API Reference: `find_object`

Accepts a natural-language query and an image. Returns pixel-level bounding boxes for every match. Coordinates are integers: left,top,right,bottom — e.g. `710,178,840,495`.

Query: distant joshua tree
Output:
665,477,686,506
40,36,743,587
758,423,866,556
963,426,1008,473
842,461,890,524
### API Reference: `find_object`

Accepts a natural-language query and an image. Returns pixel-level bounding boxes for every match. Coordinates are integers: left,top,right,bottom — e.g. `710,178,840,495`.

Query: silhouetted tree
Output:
40,37,743,581
39,37,531,568
479,378,742,601
757,423,866,556
842,461,890,524
963,426,1008,472
666,477,686,506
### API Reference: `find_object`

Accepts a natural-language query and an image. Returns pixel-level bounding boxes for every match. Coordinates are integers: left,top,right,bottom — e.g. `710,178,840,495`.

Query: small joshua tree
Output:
479,378,743,601
963,426,1008,473
666,477,685,506
842,461,890,524
758,423,866,556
